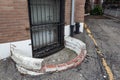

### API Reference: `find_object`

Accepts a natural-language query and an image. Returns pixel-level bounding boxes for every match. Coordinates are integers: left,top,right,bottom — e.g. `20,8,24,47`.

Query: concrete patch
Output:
11,48,44,70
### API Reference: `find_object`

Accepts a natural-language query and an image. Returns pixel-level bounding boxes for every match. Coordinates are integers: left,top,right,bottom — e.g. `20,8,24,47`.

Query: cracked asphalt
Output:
0,16,120,80
84,16,120,80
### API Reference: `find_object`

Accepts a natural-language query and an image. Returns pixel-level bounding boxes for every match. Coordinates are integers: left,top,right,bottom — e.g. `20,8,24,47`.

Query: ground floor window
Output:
28,0,65,58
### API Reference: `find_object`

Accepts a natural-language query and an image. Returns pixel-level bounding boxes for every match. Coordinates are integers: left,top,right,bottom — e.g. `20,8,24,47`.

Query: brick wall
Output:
75,0,85,22
0,0,85,43
65,0,85,24
65,0,71,25
0,0,30,43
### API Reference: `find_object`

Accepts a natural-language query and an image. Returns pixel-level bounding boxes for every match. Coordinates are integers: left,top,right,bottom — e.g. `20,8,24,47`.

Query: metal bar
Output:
44,0,47,46
53,1,55,23
59,0,62,43
27,0,34,57
56,0,60,43
31,22,59,26
31,1,37,49
40,0,44,47
50,4,54,43
36,0,41,48
52,2,55,42
55,0,57,22
36,0,39,24
49,3,52,44
34,3,38,49
58,0,60,22
59,0,65,45
38,0,42,47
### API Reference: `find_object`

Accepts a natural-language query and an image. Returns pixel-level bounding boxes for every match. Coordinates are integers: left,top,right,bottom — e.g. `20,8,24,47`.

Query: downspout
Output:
70,0,75,37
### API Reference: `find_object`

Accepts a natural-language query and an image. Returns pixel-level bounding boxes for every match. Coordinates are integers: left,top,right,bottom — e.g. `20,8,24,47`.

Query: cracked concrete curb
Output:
11,36,87,76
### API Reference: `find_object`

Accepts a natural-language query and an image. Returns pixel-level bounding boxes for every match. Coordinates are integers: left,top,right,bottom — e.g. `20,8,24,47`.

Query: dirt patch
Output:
43,48,77,65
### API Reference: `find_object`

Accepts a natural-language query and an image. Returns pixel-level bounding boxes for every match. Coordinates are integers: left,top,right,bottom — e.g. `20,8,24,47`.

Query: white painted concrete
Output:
64,25,70,37
0,43,10,60
80,23,84,33
0,40,32,60
16,65,44,76
11,40,32,57
11,48,44,70
65,37,86,55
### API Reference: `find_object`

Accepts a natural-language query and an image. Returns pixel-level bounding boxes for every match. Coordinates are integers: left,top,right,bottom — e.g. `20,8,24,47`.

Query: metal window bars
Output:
28,0,65,58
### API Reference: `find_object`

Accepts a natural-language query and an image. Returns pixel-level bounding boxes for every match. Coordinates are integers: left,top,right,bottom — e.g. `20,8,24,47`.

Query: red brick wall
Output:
0,0,30,43
75,0,85,22
65,0,85,24
0,0,85,43
65,0,71,25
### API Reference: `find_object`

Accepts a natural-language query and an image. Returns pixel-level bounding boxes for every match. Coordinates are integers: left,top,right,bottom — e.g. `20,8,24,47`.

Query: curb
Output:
44,50,86,72
17,49,86,75
11,36,87,75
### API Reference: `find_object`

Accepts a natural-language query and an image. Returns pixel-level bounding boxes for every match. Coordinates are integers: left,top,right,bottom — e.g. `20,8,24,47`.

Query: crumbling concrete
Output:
10,36,86,75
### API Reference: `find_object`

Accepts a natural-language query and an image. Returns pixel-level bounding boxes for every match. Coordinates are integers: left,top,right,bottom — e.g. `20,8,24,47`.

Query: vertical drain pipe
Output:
70,0,75,37
75,22,80,34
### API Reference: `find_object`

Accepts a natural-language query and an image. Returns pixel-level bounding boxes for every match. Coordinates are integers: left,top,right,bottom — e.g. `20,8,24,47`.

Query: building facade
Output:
0,0,85,59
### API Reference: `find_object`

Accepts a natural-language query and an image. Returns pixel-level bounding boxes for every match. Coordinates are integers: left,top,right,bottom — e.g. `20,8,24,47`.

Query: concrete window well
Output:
0,0,86,75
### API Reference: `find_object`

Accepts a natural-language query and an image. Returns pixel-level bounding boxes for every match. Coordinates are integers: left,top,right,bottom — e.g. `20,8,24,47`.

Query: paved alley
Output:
84,16,120,80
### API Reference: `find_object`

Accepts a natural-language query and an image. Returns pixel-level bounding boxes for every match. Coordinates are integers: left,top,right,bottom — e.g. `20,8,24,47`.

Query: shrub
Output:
90,5,103,15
